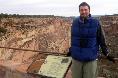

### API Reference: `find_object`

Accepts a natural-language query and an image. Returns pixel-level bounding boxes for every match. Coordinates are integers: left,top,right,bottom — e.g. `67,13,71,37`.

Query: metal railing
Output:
0,46,67,56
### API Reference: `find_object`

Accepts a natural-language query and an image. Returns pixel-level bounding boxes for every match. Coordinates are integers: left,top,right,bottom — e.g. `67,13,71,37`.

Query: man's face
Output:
79,6,90,18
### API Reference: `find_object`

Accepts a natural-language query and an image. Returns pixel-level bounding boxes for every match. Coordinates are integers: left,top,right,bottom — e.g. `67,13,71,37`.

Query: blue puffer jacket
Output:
70,16,100,62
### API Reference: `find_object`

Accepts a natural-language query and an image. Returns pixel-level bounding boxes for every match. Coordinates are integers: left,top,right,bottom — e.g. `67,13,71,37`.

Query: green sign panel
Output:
38,55,72,78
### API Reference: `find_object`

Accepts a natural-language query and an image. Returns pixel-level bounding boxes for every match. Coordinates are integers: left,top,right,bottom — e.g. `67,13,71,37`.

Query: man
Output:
68,2,115,78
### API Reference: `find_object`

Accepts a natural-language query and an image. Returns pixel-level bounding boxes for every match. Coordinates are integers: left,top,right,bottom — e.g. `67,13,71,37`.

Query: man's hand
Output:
107,55,115,63
66,47,71,57
66,52,71,57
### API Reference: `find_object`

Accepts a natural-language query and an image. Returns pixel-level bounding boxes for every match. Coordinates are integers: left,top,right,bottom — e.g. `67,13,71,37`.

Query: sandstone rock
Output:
0,15,117,78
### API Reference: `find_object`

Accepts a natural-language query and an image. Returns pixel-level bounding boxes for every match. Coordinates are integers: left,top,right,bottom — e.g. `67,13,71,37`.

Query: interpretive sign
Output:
38,55,72,78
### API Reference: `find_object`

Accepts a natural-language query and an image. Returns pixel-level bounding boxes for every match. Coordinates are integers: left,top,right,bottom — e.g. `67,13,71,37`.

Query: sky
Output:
0,0,118,16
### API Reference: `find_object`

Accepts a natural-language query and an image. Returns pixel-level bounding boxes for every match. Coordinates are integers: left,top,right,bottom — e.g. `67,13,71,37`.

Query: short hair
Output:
79,2,90,10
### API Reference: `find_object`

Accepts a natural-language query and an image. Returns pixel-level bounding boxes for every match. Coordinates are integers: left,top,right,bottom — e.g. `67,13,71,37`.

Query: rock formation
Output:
0,15,117,78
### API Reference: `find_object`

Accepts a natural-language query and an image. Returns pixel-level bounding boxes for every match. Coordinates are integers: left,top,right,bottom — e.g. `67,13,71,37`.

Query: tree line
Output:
0,13,55,18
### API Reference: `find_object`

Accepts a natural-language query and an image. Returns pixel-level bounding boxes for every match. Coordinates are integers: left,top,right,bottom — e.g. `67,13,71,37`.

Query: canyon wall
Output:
0,15,118,78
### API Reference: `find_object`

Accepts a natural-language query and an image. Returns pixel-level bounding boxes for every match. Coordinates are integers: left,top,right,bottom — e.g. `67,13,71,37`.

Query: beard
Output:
80,14,91,23
80,14,89,19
